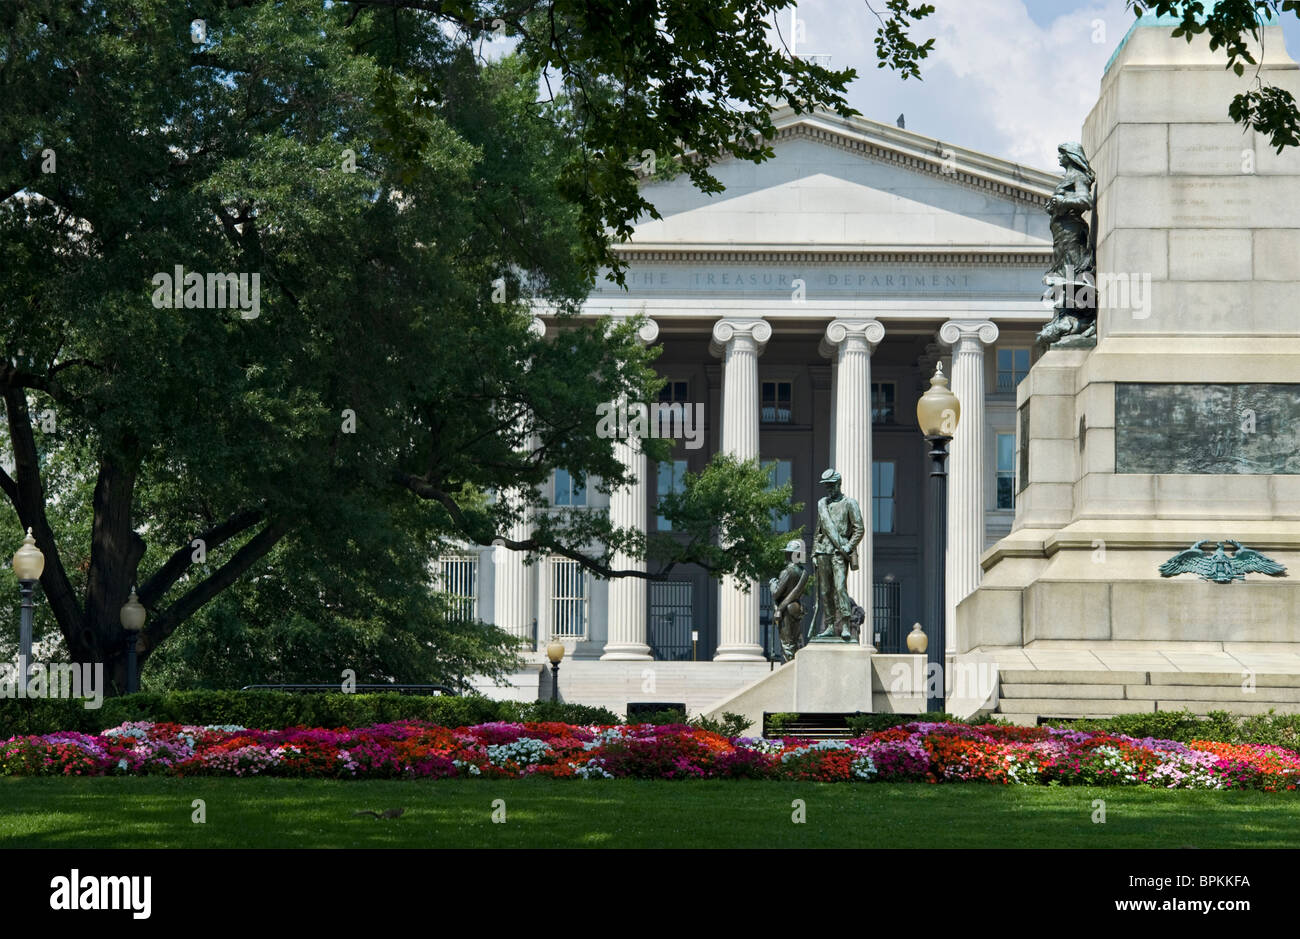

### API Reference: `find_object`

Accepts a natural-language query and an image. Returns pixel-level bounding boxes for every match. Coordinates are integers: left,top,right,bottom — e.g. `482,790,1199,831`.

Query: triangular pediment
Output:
622,110,1059,256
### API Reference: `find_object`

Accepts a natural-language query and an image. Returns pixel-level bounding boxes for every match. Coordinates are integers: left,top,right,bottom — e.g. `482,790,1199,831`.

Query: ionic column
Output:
493,509,536,646
938,320,998,649
603,318,660,660
710,317,771,661
493,316,547,649
820,319,885,648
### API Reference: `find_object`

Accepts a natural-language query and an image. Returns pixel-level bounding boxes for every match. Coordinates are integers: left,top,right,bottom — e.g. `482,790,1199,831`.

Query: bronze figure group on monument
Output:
767,467,866,661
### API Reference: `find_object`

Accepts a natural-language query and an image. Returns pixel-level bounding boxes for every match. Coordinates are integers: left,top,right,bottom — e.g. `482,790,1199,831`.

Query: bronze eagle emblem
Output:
1158,540,1287,583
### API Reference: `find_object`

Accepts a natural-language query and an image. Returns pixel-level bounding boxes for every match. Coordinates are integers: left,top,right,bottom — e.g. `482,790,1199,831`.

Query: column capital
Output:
607,315,660,345
710,317,771,357
938,320,999,348
820,318,885,359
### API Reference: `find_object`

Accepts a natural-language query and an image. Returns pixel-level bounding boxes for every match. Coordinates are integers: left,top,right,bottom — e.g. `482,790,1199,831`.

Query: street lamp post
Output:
916,363,961,714
546,641,565,703
11,528,46,682
120,587,147,694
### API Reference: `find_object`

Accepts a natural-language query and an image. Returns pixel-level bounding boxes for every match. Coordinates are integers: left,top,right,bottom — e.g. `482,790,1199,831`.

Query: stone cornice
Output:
651,107,1060,208
769,117,1056,207
609,246,1052,266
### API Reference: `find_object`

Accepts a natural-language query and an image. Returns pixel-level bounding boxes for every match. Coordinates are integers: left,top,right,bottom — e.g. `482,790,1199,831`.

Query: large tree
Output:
1,0,852,691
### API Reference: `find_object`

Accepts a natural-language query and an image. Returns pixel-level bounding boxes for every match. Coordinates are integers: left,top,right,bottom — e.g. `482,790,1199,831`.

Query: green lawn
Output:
4,777,1300,848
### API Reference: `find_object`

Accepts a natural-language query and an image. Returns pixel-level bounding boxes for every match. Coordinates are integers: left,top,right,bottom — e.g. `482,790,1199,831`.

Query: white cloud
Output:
925,0,1131,167
793,0,1133,170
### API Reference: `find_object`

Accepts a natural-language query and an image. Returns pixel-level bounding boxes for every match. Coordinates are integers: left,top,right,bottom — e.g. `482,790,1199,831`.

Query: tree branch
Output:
1,387,84,640
137,508,266,607
392,469,678,580
143,517,292,649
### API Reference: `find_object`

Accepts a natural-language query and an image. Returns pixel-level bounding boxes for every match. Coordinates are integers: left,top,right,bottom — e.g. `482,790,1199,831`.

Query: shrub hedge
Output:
0,691,619,738
1060,709,1300,749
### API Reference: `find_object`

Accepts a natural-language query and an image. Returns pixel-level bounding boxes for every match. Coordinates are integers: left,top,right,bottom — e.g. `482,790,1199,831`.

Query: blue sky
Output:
790,0,1300,170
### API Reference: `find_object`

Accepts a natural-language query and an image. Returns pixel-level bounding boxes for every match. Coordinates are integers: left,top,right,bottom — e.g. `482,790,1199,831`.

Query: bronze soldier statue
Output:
811,468,865,641
768,538,809,661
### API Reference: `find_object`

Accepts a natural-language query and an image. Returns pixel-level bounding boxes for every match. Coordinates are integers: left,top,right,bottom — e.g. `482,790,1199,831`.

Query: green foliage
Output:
138,528,527,692
1060,708,1300,747
0,691,621,738
625,708,752,736
692,712,753,738
842,710,996,735
765,712,799,734
651,455,803,584
1,0,832,686
868,0,937,80
625,707,688,726
516,699,621,725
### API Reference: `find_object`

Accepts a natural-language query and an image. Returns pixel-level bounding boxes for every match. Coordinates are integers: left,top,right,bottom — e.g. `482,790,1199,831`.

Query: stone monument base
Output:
791,642,875,713
958,340,1300,654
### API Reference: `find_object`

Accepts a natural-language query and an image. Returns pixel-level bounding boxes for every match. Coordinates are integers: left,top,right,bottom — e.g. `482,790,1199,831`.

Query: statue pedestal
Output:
793,642,874,713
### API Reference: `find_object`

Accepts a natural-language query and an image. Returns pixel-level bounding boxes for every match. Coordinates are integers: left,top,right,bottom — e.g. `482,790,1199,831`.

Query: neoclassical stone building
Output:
455,106,1061,703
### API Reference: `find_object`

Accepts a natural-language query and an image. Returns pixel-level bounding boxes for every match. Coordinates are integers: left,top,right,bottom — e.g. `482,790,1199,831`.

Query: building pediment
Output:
618,109,1059,262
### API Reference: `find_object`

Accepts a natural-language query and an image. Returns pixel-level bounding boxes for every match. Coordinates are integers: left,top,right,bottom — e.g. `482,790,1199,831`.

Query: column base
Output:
713,644,767,662
599,643,653,661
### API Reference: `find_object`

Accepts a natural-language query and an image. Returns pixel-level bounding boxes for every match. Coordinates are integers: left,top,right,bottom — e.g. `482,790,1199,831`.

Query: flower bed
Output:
4,720,1300,790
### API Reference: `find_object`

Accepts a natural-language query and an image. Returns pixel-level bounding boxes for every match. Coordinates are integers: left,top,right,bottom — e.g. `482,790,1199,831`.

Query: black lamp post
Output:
12,528,45,682
120,587,146,694
916,363,961,714
546,641,565,702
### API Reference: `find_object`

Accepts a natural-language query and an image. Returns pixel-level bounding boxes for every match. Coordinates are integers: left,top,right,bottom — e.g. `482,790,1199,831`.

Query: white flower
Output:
569,758,614,779
850,755,877,780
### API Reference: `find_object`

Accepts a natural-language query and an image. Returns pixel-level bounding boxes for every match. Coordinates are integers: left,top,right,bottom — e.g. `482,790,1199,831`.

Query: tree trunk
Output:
80,453,146,695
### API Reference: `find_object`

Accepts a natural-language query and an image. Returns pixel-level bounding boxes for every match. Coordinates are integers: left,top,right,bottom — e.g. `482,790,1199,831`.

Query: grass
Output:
4,777,1300,848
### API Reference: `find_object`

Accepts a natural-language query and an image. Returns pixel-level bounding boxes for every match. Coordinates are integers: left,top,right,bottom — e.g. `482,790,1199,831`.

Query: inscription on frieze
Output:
1115,383,1300,474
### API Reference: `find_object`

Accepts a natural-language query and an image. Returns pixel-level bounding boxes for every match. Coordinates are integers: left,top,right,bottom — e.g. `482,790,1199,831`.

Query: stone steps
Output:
995,666,1300,724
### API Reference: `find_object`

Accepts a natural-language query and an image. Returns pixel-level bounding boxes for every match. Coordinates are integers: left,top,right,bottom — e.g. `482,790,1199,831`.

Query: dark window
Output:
871,382,896,423
656,460,687,530
554,468,586,506
872,461,896,533
997,433,1015,510
997,348,1031,392
761,381,793,424
763,459,793,532
658,380,689,404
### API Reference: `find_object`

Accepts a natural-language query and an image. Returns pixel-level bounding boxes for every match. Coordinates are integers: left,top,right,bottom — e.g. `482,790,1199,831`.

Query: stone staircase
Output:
996,667,1300,725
